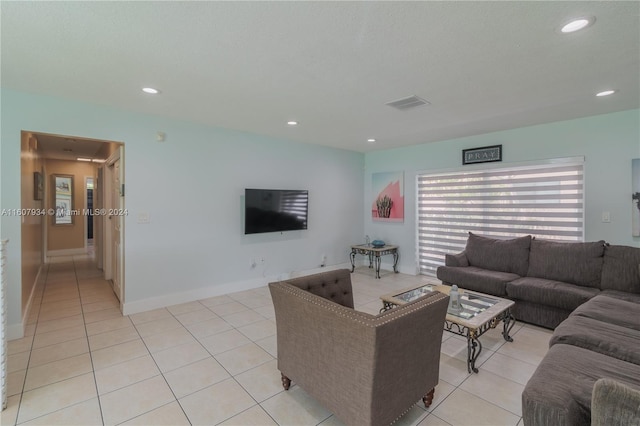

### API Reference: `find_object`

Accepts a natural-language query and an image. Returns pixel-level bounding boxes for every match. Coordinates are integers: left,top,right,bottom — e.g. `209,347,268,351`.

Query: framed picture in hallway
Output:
33,171,43,200
52,174,74,225
55,175,72,196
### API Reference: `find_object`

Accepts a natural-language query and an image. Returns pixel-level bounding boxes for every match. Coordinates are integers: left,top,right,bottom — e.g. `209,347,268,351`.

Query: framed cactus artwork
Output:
372,171,404,222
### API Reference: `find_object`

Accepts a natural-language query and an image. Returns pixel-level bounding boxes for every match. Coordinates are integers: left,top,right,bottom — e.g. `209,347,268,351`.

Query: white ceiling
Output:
34,133,109,162
2,1,639,153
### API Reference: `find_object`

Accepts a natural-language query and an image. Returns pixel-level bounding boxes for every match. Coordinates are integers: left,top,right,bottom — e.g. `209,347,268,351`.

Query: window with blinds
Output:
417,159,584,276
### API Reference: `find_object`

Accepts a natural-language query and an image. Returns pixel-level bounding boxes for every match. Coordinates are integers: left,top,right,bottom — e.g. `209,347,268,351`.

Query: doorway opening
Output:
19,131,125,313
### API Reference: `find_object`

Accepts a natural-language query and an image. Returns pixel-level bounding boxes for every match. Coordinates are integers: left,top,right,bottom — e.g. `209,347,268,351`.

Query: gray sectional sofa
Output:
522,293,640,425
436,233,640,425
436,232,638,329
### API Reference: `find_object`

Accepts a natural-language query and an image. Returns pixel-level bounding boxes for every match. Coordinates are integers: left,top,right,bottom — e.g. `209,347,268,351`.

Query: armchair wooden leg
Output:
281,373,291,390
422,388,435,408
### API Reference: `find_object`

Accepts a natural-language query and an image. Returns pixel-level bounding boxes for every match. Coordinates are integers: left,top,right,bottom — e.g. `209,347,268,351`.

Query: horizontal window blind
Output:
417,161,584,276
279,191,309,223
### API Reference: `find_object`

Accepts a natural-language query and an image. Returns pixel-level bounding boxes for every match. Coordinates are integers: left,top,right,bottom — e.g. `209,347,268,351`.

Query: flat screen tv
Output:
245,188,309,234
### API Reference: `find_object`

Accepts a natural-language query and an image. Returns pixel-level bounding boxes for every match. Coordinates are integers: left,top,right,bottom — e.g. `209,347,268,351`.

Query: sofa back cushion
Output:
464,232,531,276
600,245,640,294
527,239,605,288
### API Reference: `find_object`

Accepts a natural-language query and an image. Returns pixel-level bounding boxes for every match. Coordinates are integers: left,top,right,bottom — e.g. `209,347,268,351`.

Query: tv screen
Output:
245,188,309,234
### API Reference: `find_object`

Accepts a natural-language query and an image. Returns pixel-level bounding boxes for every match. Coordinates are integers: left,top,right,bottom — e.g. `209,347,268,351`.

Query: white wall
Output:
365,109,640,275
1,89,364,333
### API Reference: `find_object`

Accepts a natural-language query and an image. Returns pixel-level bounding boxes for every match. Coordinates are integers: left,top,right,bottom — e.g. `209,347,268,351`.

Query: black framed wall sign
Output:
462,145,502,165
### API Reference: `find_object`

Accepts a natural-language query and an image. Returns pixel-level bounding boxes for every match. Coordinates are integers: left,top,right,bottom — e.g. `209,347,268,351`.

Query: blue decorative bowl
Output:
371,240,385,248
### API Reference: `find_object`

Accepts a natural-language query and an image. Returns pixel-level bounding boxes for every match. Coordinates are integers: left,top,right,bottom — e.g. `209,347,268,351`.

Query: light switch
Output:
138,212,150,224
601,212,611,223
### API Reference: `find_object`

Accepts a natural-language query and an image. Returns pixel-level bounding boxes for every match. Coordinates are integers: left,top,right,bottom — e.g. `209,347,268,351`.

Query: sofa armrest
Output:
445,251,469,267
591,378,640,426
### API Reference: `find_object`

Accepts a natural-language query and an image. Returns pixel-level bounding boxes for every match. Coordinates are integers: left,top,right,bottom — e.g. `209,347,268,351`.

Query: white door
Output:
106,147,124,305
95,167,103,270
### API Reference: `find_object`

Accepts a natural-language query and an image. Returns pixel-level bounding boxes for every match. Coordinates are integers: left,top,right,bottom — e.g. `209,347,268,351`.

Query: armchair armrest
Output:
445,251,469,267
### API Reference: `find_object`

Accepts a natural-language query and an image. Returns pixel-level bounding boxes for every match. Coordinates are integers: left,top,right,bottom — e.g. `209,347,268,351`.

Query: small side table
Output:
350,244,399,279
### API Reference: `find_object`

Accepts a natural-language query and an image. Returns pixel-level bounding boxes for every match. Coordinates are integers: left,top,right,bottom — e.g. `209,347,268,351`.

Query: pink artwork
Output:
372,171,404,222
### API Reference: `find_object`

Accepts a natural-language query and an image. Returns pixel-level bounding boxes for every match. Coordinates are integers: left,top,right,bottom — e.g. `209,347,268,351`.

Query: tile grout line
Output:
129,308,193,425
10,263,48,426
75,255,108,426
136,299,281,425
12,260,101,425
166,304,266,425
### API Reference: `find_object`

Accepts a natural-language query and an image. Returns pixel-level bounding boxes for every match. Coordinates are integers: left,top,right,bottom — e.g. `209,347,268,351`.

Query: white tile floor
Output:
3,253,553,426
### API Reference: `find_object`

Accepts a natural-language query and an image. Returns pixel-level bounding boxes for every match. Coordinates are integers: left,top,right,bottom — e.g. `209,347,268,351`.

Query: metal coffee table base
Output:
445,309,516,373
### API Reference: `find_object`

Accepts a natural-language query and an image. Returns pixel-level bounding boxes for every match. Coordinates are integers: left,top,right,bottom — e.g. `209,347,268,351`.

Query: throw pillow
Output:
600,245,640,293
527,239,605,287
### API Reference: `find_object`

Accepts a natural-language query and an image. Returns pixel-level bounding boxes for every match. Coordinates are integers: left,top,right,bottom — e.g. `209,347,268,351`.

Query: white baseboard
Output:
8,263,44,341
351,259,417,277
122,276,269,316
122,262,353,316
22,264,43,325
7,321,24,341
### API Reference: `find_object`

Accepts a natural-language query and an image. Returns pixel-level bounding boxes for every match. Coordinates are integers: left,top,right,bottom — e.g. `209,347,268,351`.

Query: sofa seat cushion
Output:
601,244,640,294
572,294,640,331
436,266,518,296
600,289,640,304
550,315,640,364
527,239,605,288
510,300,572,330
464,232,531,276
506,277,599,311
522,344,640,426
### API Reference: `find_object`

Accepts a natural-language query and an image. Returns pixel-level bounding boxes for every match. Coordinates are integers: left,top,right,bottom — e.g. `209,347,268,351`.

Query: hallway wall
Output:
20,132,45,322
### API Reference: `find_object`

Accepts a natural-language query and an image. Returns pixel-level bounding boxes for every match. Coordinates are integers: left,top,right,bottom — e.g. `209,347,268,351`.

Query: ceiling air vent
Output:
385,95,430,110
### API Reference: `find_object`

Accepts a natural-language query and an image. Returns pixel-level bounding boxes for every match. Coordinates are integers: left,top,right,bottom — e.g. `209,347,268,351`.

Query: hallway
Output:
4,252,123,424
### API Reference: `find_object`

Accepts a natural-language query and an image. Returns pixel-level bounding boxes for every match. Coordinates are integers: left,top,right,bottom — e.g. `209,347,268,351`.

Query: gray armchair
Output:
269,269,449,426
591,378,640,426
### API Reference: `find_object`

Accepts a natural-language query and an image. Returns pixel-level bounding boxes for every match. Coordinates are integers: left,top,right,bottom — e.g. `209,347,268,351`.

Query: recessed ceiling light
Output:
142,87,159,94
367,138,376,143
287,121,298,126
596,90,617,97
560,16,595,33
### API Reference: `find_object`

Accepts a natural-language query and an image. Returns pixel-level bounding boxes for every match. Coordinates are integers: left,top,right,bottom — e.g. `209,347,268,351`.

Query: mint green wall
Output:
365,109,640,274
1,89,364,330
2,87,638,331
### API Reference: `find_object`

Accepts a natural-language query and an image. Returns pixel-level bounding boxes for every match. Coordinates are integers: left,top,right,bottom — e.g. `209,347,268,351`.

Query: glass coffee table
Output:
380,284,516,373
